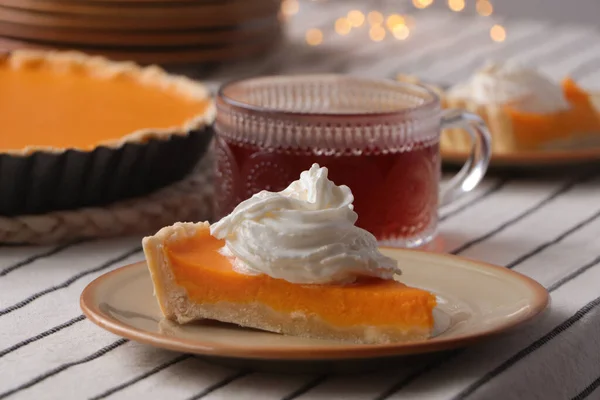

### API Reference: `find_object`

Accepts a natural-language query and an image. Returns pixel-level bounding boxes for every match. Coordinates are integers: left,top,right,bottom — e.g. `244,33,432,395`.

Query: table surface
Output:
2,2,600,399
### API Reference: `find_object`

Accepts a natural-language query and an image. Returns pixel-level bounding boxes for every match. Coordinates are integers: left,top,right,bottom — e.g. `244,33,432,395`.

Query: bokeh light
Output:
347,10,365,27
393,25,410,40
335,17,352,35
369,24,386,41
367,11,384,25
280,0,299,17
490,24,506,42
305,28,323,45
413,0,433,9
448,0,465,12
386,14,406,31
476,0,493,16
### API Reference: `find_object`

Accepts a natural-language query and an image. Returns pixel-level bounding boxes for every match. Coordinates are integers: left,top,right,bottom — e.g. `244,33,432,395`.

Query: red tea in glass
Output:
214,75,491,248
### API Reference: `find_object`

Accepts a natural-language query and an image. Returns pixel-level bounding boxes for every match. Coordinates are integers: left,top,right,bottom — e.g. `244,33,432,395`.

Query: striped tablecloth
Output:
2,2,600,399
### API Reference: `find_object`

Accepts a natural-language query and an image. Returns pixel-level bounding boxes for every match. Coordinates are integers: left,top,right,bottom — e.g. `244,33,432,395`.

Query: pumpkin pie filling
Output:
165,226,436,330
505,78,600,150
0,50,211,152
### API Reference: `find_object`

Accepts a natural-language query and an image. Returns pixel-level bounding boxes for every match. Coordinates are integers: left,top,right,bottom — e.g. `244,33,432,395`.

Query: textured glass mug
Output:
213,75,491,248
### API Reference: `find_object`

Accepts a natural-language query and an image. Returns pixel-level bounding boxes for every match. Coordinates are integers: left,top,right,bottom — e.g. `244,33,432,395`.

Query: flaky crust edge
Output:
142,221,209,320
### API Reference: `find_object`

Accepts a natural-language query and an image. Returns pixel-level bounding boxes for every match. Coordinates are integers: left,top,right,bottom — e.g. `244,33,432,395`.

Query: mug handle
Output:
439,108,492,208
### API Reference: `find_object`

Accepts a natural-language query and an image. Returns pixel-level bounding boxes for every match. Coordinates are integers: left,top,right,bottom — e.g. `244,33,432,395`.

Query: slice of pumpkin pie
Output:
398,61,600,154
142,164,437,344
443,61,600,153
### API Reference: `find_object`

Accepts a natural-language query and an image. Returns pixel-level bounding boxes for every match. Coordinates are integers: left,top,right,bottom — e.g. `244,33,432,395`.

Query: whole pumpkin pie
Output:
0,50,215,215
143,164,437,344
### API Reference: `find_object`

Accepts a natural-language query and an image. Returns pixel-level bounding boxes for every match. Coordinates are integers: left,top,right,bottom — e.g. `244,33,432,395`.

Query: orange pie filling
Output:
163,226,437,332
505,78,600,150
0,52,210,152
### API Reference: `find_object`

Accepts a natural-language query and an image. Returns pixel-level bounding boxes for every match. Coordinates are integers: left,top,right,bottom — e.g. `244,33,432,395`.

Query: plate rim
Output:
80,250,550,360
442,146,600,167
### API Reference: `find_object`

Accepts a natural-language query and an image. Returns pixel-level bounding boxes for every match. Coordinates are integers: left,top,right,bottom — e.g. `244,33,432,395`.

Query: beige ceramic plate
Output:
81,248,548,370
442,146,600,168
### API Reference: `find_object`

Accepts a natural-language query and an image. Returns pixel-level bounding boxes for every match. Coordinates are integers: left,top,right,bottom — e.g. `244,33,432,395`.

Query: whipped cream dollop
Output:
210,164,399,284
448,60,570,113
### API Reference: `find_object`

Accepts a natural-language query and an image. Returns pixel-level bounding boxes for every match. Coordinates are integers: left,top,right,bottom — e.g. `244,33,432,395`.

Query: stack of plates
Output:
0,0,283,64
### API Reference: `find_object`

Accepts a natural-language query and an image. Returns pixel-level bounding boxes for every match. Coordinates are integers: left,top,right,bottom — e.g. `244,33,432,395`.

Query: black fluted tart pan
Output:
0,49,215,216
0,126,214,216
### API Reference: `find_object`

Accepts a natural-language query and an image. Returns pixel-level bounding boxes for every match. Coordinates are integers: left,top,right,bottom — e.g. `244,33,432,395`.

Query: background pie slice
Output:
396,73,600,155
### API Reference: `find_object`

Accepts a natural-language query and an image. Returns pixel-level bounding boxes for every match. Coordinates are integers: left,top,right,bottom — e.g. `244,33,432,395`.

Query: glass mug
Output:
213,75,491,248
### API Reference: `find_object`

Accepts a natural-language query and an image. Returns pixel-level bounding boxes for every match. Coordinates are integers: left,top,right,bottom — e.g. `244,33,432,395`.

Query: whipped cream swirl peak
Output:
210,164,399,284
449,60,570,113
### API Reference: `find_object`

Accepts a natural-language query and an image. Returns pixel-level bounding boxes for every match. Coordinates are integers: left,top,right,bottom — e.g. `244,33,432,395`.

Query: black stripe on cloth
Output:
0,242,81,277
0,315,86,359
453,293,600,400
0,246,142,317
0,339,128,400
281,375,329,400
547,253,600,293
450,173,596,255
506,208,600,269
571,374,600,400
375,208,600,398
439,180,508,223
185,370,250,400
373,351,462,400
89,354,191,400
